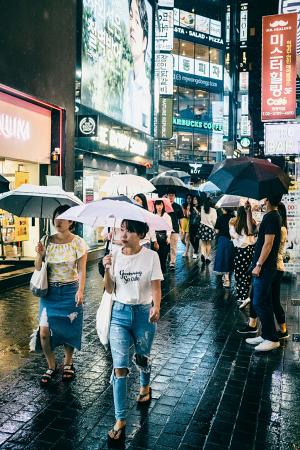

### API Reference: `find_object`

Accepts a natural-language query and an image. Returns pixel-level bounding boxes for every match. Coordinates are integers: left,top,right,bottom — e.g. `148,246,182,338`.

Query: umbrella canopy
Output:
0,184,83,218
161,170,190,182
147,197,174,213
101,174,155,197
199,181,221,193
215,194,260,209
57,199,172,231
102,195,134,204
150,175,189,196
209,157,290,200
0,175,10,194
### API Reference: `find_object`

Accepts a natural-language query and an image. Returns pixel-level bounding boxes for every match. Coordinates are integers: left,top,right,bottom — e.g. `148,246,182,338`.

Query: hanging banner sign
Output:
261,12,297,121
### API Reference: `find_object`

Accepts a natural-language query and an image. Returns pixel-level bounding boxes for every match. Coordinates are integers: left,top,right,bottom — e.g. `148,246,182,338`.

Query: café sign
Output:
173,117,223,132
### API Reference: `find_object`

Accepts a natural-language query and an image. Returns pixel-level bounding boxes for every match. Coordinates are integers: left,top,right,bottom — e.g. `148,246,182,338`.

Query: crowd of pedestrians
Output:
33,188,289,445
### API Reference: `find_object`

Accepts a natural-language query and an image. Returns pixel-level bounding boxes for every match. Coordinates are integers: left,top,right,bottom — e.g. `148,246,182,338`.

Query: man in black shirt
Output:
246,193,282,352
167,191,184,270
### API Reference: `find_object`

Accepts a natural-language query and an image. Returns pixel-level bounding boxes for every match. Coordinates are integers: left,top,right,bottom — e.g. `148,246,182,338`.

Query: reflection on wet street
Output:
0,251,300,449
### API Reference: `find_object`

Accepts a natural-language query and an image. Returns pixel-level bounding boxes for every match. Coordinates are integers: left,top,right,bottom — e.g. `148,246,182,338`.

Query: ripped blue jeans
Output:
109,301,156,421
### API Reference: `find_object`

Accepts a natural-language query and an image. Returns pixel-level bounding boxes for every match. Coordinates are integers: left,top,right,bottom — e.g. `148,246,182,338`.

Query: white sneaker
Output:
246,336,264,345
193,253,198,259
239,297,251,310
255,340,280,352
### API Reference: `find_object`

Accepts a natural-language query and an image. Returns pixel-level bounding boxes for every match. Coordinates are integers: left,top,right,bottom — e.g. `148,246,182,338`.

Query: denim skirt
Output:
38,282,83,351
214,236,234,273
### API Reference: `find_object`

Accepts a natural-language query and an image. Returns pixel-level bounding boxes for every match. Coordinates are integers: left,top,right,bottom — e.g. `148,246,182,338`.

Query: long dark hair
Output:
278,202,288,229
192,195,201,212
154,199,166,216
235,206,249,235
134,193,148,210
203,197,212,214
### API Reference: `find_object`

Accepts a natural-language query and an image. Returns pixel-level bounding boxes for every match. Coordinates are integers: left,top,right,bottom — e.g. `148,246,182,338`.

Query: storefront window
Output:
195,44,209,62
178,87,194,119
179,40,194,58
194,90,209,120
210,47,222,65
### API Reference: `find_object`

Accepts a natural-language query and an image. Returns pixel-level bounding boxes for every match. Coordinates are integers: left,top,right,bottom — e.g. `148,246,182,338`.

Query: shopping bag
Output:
96,290,113,349
30,261,48,297
30,235,49,297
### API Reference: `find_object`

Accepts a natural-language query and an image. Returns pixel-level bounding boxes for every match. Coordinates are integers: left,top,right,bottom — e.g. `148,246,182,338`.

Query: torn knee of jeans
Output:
133,353,151,373
110,367,129,383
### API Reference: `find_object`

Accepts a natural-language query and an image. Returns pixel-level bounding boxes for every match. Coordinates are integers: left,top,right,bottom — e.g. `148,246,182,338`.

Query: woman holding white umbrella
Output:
35,205,87,385
103,219,163,444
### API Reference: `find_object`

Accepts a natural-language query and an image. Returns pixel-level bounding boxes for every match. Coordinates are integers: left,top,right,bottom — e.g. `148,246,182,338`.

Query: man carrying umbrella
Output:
167,190,184,270
245,193,282,352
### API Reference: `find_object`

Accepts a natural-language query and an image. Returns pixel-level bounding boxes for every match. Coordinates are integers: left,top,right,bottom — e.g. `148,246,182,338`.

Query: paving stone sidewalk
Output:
0,256,300,450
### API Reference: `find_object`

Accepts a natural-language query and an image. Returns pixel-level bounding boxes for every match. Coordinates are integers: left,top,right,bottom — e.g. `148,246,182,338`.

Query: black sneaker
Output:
237,324,257,334
201,255,205,263
277,330,289,340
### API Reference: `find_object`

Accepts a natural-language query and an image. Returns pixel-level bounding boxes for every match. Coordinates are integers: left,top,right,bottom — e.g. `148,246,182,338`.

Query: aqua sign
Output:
173,117,223,131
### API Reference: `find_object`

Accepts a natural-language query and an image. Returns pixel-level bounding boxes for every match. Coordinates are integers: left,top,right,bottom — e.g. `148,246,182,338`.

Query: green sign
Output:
158,97,173,139
173,117,223,132
240,137,251,148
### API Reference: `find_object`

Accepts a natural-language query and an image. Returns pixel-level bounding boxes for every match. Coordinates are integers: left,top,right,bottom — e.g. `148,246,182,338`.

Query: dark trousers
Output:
156,232,168,274
250,270,286,326
252,268,278,342
189,224,200,254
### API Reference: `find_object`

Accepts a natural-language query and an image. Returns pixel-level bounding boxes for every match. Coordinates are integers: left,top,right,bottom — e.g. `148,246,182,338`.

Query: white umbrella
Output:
215,195,260,209
199,181,221,193
101,175,155,197
57,199,172,231
0,184,83,218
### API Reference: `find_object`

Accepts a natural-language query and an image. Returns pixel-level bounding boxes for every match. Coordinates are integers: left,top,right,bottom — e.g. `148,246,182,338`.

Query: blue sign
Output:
174,71,223,93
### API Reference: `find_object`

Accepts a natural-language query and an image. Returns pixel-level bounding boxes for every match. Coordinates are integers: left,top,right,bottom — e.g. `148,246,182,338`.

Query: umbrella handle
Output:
109,217,117,253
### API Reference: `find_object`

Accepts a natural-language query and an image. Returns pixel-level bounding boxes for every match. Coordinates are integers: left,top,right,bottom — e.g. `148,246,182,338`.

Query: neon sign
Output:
0,113,30,141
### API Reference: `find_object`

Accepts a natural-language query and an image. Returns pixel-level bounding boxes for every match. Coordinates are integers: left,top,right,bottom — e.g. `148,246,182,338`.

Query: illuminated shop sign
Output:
173,117,223,131
0,113,30,141
158,97,173,139
155,54,173,95
261,12,297,121
156,9,173,51
174,72,223,92
77,115,98,137
265,122,300,155
91,125,148,156
174,26,224,48
0,92,51,164
240,3,248,45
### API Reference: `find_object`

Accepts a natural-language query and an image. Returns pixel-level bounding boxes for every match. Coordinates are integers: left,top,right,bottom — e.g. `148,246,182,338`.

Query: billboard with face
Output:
81,0,153,135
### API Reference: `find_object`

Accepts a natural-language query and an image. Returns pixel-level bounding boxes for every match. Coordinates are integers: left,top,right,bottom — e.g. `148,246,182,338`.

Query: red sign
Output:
261,13,297,121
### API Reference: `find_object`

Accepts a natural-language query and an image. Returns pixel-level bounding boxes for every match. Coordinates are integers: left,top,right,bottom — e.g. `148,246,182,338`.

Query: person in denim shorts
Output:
103,219,163,445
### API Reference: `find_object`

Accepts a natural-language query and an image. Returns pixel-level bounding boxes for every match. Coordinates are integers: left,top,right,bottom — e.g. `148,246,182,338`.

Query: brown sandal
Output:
62,364,75,382
107,426,126,446
40,368,57,386
136,387,152,404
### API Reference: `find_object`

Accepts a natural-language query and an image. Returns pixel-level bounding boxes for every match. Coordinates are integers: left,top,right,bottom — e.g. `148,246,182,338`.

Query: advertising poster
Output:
81,0,153,135
283,191,300,274
261,13,297,121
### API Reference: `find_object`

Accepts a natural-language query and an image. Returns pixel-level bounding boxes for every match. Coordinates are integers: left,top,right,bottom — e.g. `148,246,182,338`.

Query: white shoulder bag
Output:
96,256,115,349
30,235,50,297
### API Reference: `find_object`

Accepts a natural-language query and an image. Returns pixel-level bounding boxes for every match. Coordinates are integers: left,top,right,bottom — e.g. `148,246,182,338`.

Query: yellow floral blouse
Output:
45,235,87,283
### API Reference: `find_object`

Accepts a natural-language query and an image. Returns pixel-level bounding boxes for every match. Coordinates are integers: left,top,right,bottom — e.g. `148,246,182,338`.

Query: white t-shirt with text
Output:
110,246,163,305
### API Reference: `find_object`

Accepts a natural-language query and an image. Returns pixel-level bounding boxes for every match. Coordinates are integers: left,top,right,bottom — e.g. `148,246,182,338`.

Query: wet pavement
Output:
0,246,300,450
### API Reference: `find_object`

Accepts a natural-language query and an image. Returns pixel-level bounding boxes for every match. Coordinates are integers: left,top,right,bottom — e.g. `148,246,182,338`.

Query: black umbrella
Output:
150,175,189,196
161,170,191,183
0,175,9,194
208,157,290,200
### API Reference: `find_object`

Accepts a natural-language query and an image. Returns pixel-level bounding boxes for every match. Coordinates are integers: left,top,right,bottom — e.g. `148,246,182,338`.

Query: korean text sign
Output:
261,13,297,121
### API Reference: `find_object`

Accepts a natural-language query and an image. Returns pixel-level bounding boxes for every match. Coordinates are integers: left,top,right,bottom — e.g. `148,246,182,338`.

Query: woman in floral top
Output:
35,205,87,385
